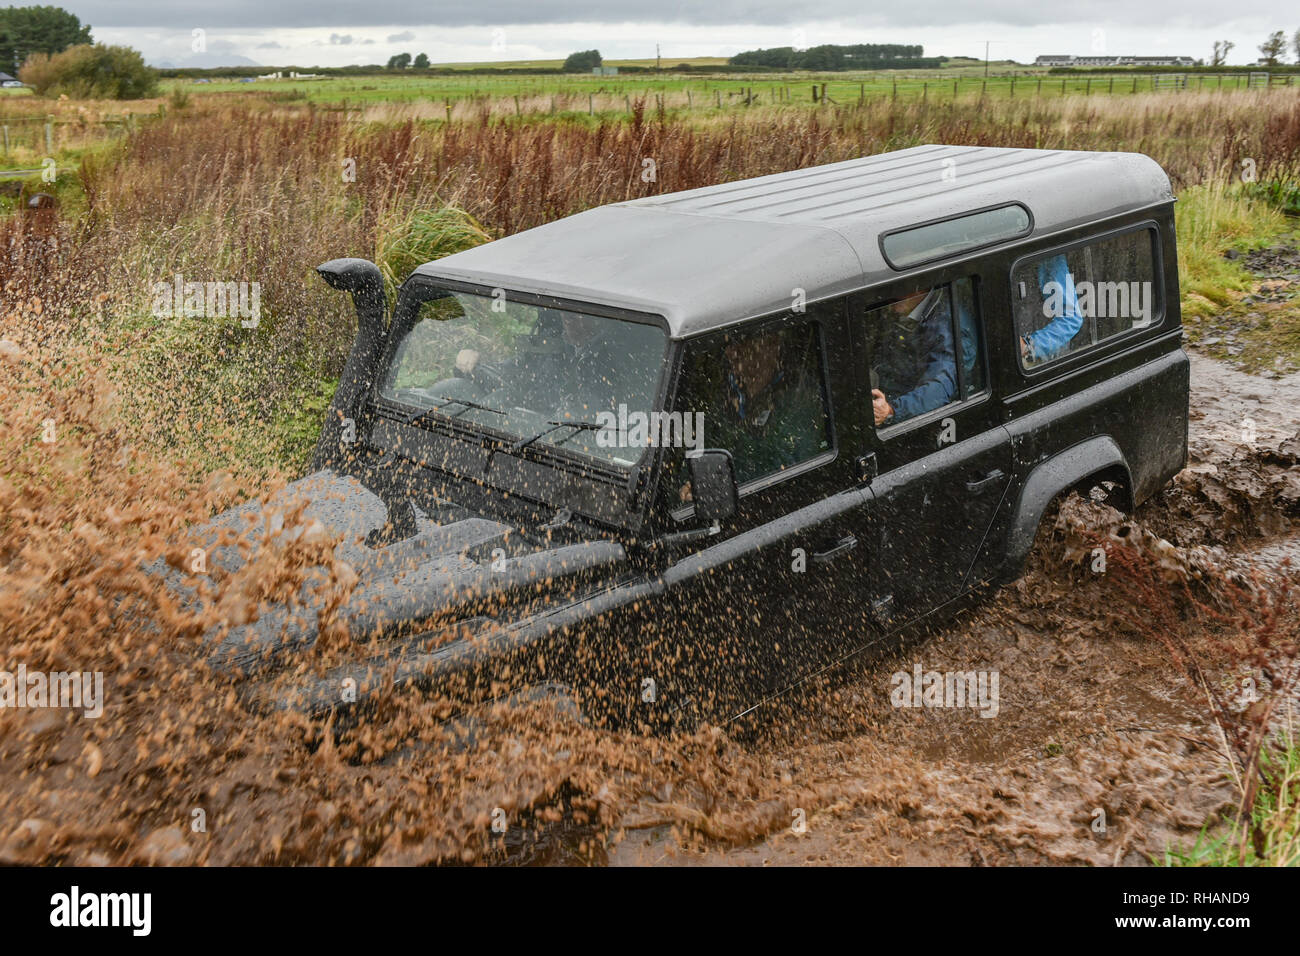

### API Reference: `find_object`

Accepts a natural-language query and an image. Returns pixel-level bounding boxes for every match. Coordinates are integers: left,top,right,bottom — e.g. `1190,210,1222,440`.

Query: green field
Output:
152,66,1291,117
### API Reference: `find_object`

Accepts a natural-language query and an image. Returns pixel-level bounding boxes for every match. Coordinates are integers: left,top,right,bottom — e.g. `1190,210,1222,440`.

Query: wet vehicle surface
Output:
182,145,1192,736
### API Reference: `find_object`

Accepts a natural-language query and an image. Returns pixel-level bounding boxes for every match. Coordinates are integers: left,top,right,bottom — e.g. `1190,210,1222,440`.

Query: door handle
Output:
965,469,1005,494
812,534,858,563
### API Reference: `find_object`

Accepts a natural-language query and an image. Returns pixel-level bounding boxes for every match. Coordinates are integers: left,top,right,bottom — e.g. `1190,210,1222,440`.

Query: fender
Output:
1004,435,1131,576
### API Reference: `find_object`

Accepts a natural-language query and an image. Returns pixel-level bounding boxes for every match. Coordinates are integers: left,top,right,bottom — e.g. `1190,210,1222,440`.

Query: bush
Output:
19,42,157,99
562,49,602,73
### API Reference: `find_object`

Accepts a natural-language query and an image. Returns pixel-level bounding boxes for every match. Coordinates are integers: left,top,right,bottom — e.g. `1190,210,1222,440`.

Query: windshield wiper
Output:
406,395,506,425
509,419,602,452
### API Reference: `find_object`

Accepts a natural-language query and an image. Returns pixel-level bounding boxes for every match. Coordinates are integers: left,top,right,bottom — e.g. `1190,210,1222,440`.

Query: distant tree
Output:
728,43,937,71
1210,40,1234,66
1293,28,1300,64
412,52,430,69
563,49,602,73
19,43,156,98
0,5,92,75
1258,30,1286,66
386,52,411,70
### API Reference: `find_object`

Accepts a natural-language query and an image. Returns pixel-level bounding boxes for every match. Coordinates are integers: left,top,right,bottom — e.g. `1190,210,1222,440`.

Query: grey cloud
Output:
62,0,1269,30
329,33,355,44
387,31,416,42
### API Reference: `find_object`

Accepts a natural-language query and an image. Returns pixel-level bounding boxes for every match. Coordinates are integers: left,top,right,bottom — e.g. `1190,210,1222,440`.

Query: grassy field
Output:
133,68,1296,112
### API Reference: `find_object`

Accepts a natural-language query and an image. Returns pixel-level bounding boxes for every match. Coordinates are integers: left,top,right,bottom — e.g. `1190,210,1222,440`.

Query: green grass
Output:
1161,721,1300,866
1175,180,1300,374
159,69,1270,112
1176,182,1287,312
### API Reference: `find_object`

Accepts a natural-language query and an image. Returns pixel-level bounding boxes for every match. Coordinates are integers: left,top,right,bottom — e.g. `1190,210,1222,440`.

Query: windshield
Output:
379,285,667,467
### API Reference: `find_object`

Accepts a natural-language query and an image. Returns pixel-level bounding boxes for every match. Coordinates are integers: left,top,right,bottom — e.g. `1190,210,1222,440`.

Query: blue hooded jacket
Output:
1024,254,1084,362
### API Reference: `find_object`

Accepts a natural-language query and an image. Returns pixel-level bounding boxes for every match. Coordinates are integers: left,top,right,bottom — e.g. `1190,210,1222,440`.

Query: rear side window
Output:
1012,227,1159,369
863,277,986,430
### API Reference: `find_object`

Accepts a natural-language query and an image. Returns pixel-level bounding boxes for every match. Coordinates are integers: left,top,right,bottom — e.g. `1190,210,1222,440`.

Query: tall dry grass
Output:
3,91,1299,476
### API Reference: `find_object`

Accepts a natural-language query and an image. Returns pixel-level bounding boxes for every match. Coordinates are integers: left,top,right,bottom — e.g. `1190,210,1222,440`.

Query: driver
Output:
452,309,623,418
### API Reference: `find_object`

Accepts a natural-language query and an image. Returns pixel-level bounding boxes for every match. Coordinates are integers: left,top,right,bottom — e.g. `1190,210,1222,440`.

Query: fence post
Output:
45,116,53,154
2,125,8,159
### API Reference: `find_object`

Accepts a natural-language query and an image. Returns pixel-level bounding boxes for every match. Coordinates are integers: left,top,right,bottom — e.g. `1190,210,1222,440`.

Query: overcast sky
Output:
52,1,1300,67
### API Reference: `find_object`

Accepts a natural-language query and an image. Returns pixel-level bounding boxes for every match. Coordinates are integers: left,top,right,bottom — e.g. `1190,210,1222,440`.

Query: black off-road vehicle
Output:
192,144,1189,729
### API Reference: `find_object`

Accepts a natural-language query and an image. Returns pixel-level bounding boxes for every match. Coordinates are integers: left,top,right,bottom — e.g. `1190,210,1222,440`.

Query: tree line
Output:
728,44,943,71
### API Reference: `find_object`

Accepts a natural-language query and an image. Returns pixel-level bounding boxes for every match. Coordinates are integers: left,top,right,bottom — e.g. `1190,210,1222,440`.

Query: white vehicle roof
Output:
414,144,1173,337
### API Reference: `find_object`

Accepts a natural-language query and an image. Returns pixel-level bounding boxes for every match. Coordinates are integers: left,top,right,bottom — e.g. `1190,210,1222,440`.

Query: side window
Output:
675,319,832,490
1012,227,1159,369
865,277,985,430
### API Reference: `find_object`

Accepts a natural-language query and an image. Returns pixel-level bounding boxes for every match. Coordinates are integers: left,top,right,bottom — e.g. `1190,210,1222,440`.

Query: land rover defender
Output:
192,144,1189,729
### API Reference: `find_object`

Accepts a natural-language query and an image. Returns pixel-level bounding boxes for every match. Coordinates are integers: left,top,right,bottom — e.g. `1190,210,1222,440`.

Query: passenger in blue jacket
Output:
871,262,1084,427
1020,254,1084,363
870,287,957,427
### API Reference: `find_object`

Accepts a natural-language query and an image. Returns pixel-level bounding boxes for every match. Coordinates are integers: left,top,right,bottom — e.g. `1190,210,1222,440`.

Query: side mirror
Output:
688,449,739,523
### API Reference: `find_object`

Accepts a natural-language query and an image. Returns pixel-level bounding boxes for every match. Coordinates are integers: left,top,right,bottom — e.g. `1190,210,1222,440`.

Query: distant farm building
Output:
1034,55,1197,67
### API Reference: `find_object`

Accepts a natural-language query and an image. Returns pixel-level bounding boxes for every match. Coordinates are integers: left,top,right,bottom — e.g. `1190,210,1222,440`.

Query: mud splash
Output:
605,352,1300,866
0,334,1295,866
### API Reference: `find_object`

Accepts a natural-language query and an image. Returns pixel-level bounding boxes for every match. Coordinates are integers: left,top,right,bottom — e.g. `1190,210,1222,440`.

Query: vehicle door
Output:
650,301,874,715
848,274,1015,623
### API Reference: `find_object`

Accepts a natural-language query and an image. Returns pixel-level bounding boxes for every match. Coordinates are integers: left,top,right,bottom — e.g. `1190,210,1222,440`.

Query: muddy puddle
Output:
0,344,1296,867
607,351,1300,867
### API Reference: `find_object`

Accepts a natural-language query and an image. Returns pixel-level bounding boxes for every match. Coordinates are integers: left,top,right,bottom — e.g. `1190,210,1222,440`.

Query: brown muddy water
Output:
0,346,1296,867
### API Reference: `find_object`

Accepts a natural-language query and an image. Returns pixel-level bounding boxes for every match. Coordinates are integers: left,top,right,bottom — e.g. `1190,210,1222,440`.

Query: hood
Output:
166,470,629,680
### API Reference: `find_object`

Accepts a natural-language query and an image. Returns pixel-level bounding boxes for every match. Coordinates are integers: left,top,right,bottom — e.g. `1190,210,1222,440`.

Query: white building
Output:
1034,55,1196,67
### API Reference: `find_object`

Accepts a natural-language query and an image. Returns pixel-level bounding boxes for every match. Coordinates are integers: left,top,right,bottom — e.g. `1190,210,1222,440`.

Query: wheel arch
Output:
1003,435,1133,578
